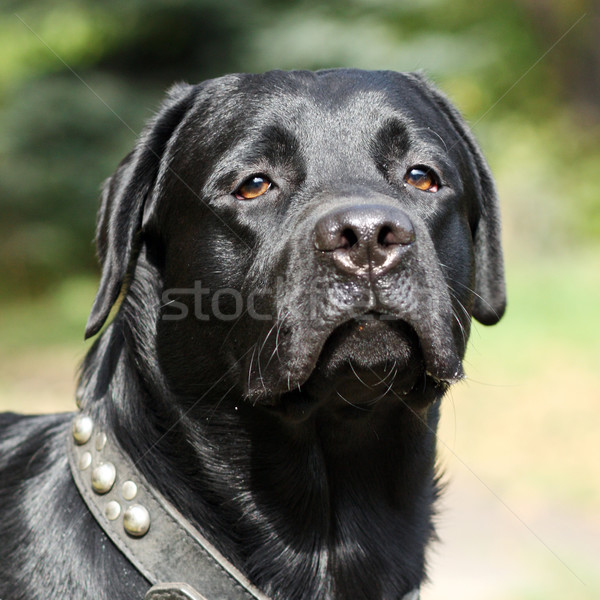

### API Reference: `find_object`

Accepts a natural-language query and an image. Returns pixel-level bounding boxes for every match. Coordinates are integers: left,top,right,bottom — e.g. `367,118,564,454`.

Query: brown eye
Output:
404,166,439,192
234,175,272,200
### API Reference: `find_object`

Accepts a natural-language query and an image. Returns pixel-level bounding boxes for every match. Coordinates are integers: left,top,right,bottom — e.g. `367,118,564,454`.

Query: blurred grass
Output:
435,252,600,600
467,249,600,375
0,275,96,413
0,275,97,350
440,250,600,507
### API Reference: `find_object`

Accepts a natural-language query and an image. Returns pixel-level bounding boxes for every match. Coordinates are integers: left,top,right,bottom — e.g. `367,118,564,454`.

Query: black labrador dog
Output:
0,69,505,600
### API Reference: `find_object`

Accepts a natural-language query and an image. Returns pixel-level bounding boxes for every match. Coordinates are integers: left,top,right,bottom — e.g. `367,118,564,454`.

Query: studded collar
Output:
68,413,420,600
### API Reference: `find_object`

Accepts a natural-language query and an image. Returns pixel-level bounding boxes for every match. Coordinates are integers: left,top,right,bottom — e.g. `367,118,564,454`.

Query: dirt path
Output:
425,467,600,599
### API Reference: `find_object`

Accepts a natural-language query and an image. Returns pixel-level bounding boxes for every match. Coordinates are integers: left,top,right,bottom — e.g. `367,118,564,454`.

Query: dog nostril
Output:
378,226,395,247
340,228,359,250
377,222,415,247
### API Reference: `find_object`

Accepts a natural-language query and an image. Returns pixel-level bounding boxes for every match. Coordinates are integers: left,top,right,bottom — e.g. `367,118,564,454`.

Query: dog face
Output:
85,70,505,415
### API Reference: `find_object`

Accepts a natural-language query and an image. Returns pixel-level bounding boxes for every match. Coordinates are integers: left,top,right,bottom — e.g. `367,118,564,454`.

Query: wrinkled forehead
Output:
189,70,457,160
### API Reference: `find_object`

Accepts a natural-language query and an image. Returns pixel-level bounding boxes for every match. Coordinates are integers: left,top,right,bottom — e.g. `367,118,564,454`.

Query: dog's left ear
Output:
407,73,506,325
85,83,198,339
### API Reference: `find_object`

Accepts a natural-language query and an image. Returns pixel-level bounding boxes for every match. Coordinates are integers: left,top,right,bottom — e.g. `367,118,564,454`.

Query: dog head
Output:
85,70,505,414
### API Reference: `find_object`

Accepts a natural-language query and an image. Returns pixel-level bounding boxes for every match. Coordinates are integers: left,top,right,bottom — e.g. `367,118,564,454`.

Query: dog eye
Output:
404,166,440,193
234,175,272,200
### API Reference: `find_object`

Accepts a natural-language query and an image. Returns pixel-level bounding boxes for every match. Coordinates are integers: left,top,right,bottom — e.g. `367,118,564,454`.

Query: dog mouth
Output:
304,314,426,398
266,314,450,420
312,313,423,377
244,305,463,409
310,307,464,384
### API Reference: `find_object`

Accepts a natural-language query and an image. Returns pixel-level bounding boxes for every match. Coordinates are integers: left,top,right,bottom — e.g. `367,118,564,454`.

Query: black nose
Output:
313,204,415,276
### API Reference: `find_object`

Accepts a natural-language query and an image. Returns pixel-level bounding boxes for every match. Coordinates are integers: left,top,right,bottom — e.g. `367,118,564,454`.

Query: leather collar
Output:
67,413,420,600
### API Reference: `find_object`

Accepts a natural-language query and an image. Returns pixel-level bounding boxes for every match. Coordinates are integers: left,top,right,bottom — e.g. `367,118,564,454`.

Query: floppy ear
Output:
85,83,198,339
407,73,506,325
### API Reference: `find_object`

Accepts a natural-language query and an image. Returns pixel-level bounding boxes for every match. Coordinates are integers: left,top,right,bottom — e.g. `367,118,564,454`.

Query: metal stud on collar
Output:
70,415,151,539
123,504,151,537
91,462,117,494
105,500,122,521
72,415,93,444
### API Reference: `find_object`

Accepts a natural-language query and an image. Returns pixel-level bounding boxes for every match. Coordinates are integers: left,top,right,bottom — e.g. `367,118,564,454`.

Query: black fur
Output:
0,69,505,600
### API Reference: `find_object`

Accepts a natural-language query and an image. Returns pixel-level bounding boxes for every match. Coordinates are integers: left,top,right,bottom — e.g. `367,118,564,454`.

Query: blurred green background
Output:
0,1,598,599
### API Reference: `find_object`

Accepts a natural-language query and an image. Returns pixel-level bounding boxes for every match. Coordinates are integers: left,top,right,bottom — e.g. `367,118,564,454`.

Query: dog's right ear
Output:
406,72,506,326
85,83,198,339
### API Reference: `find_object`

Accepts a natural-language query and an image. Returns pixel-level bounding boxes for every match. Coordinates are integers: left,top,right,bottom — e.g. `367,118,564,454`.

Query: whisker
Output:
219,307,250,350
266,309,290,369
247,343,257,392
444,271,503,322
335,391,370,411
205,383,237,421
349,361,373,388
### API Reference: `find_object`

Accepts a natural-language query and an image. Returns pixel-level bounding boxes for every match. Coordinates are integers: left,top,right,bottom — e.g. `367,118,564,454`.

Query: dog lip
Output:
410,320,465,384
244,306,464,401
261,313,463,412
426,365,464,385
349,310,465,384
306,312,464,387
